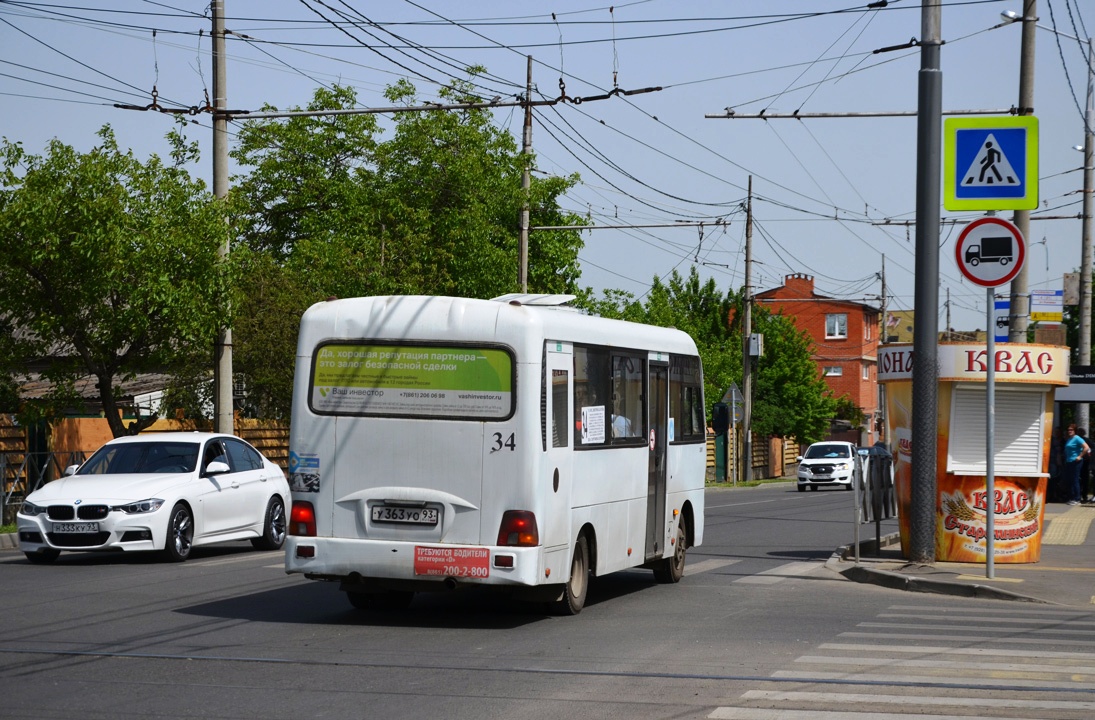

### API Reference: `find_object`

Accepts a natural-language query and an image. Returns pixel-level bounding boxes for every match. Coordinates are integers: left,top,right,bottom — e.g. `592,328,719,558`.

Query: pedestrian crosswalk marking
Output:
737,691,1095,713
734,560,818,584
684,558,741,576
796,653,1095,674
771,669,1095,690
821,642,1095,659
711,709,1058,719
709,602,1095,719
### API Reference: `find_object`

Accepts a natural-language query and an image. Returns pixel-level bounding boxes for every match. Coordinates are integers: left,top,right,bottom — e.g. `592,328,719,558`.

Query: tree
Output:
0,127,228,437
580,268,835,445
228,77,586,417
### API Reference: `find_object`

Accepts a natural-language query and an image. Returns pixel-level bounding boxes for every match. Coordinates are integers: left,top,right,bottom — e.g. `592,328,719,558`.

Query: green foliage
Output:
748,308,836,444
832,395,863,424
0,128,228,436
228,78,586,417
579,268,835,445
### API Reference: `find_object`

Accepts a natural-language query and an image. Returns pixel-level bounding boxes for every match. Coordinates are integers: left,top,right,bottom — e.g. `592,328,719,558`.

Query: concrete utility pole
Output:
1008,0,1037,344
519,55,532,293
1079,36,1094,431
212,0,234,435
909,1,943,566
742,176,754,484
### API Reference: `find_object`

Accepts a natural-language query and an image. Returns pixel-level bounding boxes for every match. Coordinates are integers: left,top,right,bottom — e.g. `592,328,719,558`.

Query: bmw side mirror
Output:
205,460,231,476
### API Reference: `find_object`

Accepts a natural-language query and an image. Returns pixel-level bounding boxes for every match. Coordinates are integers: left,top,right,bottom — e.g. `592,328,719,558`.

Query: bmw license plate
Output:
53,522,98,533
371,505,439,525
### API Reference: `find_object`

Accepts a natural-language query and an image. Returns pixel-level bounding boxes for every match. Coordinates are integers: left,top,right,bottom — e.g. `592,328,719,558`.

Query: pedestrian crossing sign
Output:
944,116,1038,211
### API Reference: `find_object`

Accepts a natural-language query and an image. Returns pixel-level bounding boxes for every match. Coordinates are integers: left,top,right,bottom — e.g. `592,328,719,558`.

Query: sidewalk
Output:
827,502,1095,608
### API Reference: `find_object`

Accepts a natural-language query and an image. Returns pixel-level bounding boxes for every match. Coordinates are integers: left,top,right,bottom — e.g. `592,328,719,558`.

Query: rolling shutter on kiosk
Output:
947,385,1045,476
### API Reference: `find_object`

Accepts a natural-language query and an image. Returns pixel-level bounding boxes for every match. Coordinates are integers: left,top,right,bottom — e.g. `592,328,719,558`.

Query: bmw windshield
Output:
77,442,200,475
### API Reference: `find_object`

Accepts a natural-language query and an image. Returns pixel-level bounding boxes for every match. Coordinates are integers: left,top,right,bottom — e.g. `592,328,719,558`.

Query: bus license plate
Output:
53,522,98,533
371,505,439,525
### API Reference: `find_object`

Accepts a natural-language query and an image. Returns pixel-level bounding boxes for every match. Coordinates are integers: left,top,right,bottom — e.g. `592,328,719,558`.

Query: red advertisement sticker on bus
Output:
414,546,491,578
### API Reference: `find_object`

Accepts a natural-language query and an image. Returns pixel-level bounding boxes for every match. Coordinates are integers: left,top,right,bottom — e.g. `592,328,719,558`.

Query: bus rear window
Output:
308,342,515,420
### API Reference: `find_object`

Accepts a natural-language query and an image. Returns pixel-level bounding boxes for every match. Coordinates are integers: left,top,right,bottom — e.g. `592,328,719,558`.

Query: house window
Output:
864,319,872,341
826,313,848,339
823,366,843,377
862,362,870,380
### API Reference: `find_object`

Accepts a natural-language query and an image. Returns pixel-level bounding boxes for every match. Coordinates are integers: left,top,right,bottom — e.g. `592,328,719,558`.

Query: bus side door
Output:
542,343,574,551
645,361,669,560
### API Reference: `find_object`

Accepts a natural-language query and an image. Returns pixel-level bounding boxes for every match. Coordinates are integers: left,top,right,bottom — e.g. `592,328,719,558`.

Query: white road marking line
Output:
738,690,1095,712
710,708,1045,720
684,558,741,576
734,560,819,584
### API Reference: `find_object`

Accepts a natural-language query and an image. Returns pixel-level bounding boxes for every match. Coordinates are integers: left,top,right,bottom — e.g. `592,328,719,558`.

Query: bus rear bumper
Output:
285,536,552,588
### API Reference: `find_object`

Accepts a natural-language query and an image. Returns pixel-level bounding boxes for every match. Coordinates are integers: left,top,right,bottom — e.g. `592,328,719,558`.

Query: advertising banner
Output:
310,344,513,419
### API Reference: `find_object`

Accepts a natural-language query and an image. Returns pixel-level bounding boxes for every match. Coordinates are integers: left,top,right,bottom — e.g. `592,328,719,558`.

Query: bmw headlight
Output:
113,498,165,514
21,501,47,516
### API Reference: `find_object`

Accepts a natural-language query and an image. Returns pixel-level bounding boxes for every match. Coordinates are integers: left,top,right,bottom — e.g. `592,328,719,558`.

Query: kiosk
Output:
878,343,1070,563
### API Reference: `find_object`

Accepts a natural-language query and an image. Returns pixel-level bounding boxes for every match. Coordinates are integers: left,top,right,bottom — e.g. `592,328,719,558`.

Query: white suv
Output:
796,441,857,492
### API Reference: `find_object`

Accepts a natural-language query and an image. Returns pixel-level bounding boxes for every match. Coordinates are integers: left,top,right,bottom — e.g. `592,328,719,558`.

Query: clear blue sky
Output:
2,0,1090,332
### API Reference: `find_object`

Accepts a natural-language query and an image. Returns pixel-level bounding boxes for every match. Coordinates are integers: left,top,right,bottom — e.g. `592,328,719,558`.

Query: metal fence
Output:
1,451,88,525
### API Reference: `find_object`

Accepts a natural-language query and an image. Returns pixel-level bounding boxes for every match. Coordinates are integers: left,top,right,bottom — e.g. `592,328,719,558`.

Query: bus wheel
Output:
346,590,414,611
653,518,687,584
553,535,590,615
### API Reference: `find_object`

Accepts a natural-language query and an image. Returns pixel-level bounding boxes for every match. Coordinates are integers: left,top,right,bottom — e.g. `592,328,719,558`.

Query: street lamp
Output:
1003,11,1094,428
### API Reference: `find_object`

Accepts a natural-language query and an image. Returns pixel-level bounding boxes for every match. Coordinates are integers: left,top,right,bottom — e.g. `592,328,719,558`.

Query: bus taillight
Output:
497,510,539,547
290,501,317,537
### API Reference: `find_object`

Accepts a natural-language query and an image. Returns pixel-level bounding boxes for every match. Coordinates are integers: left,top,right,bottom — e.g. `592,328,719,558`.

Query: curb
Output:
826,533,1049,605
0,532,16,551
836,563,1045,603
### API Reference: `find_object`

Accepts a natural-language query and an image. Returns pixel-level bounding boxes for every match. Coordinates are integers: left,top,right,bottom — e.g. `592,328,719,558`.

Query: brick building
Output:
754,273,881,442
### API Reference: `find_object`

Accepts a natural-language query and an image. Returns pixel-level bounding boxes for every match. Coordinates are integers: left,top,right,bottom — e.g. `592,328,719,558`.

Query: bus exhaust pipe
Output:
444,577,458,590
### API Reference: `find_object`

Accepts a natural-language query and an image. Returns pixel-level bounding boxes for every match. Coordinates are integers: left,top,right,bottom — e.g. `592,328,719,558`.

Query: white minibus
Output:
284,294,706,614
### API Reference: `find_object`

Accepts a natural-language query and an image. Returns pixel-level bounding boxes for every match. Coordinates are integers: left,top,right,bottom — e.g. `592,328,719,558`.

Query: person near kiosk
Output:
1065,424,1091,506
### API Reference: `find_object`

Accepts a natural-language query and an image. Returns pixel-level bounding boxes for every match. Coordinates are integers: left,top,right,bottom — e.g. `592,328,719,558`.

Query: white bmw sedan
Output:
17,432,290,563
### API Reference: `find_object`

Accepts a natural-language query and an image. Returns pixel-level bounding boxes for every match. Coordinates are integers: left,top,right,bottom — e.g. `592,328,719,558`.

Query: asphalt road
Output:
3,483,1095,719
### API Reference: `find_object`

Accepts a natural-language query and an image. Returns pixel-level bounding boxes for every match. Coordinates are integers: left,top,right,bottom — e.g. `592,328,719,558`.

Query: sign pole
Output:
954,215,1025,580
985,285,996,579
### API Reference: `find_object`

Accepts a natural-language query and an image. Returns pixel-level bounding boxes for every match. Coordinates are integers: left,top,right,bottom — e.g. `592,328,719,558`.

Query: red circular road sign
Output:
954,216,1025,288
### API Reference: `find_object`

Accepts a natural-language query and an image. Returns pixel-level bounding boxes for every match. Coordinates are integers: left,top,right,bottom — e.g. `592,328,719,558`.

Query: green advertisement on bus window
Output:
310,343,513,419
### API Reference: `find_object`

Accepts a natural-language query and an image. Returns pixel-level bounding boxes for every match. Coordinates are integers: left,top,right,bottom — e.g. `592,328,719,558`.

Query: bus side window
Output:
611,354,644,439
551,369,569,448
574,346,611,446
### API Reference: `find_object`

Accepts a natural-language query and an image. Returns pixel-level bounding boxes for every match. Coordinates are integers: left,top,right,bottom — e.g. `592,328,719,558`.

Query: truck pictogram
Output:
963,235,1013,267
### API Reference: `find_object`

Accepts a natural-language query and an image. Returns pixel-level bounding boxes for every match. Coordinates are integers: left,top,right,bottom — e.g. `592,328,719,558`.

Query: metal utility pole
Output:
1079,36,1094,431
519,55,532,293
212,0,234,435
946,288,951,341
880,255,887,343
1008,0,1037,344
909,1,943,565
742,177,754,484
878,255,888,443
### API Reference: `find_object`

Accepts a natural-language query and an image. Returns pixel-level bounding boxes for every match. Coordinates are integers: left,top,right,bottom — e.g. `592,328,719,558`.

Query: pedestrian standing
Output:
1082,428,1094,503
1064,424,1091,506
